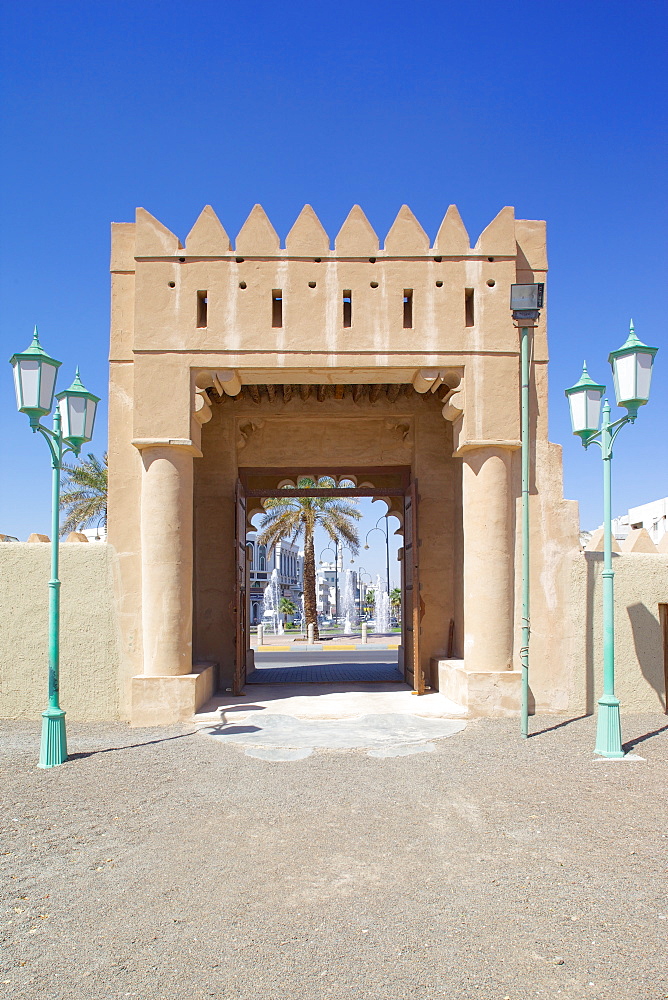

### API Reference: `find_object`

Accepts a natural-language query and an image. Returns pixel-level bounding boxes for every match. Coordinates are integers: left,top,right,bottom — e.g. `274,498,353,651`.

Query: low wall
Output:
571,551,668,714
0,543,121,720
0,544,666,721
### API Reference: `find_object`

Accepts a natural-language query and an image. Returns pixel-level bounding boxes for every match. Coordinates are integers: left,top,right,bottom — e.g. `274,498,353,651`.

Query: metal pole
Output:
595,400,624,757
334,538,338,624
520,326,531,738
39,410,67,768
385,516,390,596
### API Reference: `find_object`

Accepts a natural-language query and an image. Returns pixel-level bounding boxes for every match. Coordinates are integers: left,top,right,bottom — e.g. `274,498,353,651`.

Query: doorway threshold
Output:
194,683,467,723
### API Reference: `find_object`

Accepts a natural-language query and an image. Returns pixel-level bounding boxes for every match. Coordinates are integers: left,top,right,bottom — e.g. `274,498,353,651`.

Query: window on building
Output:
272,290,283,328
465,288,475,327
197,291,208,328
403,289,413,329
343,290,352,328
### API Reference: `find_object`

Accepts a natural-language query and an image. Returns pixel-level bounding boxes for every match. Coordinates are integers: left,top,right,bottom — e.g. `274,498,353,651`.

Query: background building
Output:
610,497,668,544
247,533,303,626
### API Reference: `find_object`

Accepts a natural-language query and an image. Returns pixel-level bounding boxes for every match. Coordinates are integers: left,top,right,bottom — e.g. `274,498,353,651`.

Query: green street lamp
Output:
9,329,99,768
565,321,658,758
510,283,544,739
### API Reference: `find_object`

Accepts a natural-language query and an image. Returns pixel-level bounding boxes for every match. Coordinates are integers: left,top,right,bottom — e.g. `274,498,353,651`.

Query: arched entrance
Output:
231,467,420,695
192,381,462,702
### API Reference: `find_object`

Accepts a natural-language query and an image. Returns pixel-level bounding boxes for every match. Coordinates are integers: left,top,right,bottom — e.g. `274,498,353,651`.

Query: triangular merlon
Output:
135,208,182,256
384,205,430,254
474,206,516,255
235,205,280,255
335,205,379,255
185,206,232,254
285,205,330,255
433,205,470,254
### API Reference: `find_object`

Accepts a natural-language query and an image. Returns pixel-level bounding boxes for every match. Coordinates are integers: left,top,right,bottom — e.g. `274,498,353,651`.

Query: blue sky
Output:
1,0,666,575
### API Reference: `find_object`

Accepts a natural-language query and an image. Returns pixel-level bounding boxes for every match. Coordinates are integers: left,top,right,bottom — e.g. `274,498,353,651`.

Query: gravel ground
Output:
1,713,667,1000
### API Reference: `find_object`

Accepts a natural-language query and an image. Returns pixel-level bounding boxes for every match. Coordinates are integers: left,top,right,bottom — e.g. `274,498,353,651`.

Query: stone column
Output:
138,443,195,677
461,446,513,671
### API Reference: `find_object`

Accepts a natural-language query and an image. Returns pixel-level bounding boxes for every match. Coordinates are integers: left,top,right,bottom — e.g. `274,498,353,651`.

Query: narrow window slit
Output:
465,287,475,327
343,290,352,328
403,289,413,329
197,290,208,328
272,290,283,328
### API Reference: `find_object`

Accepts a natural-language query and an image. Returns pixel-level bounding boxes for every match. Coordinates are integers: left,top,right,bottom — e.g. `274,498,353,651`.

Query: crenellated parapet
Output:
118,202,544,262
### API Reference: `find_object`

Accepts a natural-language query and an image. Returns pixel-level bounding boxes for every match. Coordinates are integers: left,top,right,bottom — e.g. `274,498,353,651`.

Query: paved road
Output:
2,713,667,1000
249,648,403,684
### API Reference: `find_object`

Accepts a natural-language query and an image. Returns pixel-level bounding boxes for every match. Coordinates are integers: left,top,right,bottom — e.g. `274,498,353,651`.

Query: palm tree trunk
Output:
302,527,319,641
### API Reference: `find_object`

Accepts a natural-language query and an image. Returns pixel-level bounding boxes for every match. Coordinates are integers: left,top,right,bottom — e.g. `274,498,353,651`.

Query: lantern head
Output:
608,321,658,419
9,328,62,426
565,362,605,442
55,369,100,451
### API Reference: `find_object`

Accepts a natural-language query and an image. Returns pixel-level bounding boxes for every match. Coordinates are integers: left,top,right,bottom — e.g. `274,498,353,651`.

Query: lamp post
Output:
565,321,658,758
510,283,544,739
364,515,391,594
9,329,99,768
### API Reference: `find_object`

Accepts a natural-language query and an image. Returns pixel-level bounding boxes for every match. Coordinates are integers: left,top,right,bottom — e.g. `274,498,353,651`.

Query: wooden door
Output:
403,480,423,693
233,479,248,695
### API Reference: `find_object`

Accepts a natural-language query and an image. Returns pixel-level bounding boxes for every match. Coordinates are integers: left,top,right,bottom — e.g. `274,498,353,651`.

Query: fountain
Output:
342,568,357,635
374,574,391,635
262,568,284,635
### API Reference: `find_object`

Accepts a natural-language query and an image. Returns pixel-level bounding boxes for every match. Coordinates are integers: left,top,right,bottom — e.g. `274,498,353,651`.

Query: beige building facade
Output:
104,201,592,726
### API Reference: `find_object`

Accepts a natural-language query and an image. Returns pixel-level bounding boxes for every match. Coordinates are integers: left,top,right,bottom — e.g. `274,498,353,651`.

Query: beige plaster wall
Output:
570,552,668,714
0,544,121,720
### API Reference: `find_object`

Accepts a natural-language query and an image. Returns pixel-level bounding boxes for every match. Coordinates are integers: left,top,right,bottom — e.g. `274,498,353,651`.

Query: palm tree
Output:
257,477,361,640
390,587,402,624
59,452,108,537
279,597,297,628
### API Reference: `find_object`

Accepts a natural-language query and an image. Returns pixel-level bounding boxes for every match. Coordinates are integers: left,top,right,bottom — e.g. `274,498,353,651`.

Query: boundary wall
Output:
0,543,121,720
0,544,666,720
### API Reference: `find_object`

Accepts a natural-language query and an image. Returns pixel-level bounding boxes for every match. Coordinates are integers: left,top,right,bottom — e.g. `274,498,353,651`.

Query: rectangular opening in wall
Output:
343,290,352,328
660,604,668,714
272,290,283,328
403,289,413,329
465,288,475,327
197,290,208,328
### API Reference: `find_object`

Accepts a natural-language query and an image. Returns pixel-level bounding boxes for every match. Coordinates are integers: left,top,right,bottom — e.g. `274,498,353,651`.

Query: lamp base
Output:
594,694,625,758
38,707,68,768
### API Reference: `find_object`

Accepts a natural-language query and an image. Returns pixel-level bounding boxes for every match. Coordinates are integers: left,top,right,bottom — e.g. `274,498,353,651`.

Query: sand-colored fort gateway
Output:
106,200,592,727
2,203,665,726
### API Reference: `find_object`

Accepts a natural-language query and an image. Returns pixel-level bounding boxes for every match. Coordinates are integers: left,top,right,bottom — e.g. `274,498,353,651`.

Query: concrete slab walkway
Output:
195,682,467,723
197,712,467,761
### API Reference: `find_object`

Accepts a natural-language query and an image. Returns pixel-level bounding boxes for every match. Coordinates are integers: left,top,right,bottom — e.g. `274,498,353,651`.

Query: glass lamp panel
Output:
13,363,24,409
38,361,58,411
568,389,587,434
585,389,603,431
59,394,85,440
635,352,654,402
18,359,40,409
83,398,97,441
612,352,636,404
